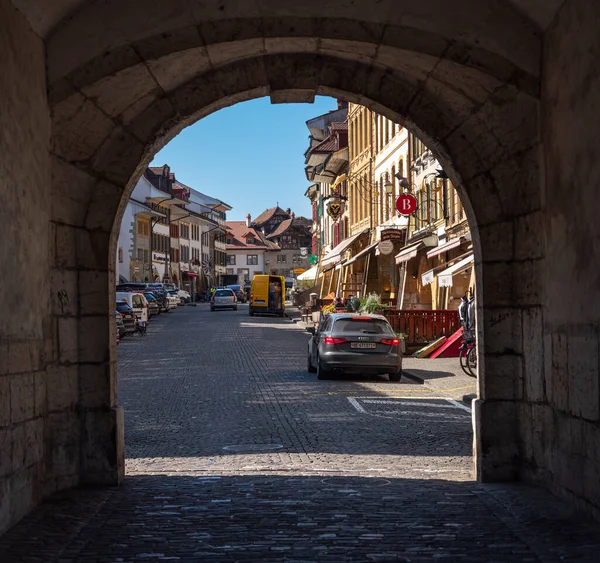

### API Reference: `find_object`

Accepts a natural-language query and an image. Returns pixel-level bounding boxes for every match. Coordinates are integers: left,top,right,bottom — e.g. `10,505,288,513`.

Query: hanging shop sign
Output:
327,200,345,220
381,229,406,242
308,254,318,265
378,240,394,255
396,194,417,215
300,247,309,257
293,268,306,275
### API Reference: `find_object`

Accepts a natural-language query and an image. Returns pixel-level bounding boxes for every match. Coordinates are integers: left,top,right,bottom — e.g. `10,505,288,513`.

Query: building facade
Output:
251,207,312,278
309,103,474,308
225,215,278,283
117,165,230,293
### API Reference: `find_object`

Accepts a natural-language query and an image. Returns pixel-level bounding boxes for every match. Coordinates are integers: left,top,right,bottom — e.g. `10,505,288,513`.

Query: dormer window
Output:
246,237,255,244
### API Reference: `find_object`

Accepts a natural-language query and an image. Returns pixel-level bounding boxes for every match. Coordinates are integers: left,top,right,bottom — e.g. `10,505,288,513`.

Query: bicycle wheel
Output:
466,345,477,378
459,345,471,376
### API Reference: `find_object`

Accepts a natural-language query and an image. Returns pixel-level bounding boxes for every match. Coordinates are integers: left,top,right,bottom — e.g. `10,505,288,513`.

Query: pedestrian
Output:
334,296,345,310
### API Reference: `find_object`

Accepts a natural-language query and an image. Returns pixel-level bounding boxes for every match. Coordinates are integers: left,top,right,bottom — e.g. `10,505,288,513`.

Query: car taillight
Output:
323,336,346,345
381,338,399,346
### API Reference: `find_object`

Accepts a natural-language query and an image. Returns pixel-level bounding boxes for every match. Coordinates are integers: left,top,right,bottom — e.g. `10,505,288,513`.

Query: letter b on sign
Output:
395,194,417,215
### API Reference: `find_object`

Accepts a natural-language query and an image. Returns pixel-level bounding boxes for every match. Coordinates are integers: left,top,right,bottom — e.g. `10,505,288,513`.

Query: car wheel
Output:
316,357,331,380
389,371,402,382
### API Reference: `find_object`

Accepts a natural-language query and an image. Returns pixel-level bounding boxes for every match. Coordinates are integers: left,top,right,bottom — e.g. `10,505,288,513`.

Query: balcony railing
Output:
214,240,227,251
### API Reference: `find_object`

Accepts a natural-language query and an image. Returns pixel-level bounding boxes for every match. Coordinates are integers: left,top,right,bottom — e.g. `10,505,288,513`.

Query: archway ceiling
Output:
11,0,560,93
12,0,564,39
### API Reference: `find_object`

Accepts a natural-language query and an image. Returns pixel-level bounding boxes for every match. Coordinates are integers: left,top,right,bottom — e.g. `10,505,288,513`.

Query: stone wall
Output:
0,0,52,534
535,0,600,516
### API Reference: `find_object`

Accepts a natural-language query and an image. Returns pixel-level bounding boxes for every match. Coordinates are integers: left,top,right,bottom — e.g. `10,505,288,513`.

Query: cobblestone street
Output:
2,305,600,562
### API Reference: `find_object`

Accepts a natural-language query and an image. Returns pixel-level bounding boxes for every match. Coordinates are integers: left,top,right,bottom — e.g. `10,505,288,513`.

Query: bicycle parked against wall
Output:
458,294,477,378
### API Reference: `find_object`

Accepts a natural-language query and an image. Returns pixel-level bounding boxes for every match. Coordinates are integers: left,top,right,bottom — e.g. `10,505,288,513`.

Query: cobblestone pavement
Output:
2,305,600,562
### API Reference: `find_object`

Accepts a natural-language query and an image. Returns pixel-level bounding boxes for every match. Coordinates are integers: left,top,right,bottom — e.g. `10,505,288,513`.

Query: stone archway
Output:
4,0,599,535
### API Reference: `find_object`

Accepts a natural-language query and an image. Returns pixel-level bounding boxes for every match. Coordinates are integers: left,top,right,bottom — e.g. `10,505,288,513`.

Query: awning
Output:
297,266,318,281
343,242,378,268
438,254,474,287
421,251,473,286
321,228,369,268
395,242,425,264
426,237,467,259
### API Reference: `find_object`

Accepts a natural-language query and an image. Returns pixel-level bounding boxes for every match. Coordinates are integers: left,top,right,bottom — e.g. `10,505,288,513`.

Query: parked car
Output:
306,313,403,381
115,310,126,338
116,292,148,323
166,290,180,310
226,284,247,303
116,302,136,335
115,311,123,344
210,288,237,311
178,289,191,303
143,292,160,317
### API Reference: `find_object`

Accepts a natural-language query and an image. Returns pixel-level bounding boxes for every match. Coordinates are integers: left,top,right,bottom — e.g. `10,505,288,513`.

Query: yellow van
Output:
249,275,286,317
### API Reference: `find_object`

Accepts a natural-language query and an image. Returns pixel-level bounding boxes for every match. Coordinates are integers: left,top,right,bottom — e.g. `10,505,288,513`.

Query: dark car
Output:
116,302,136,334
226,284,247,303
306,313,403,381
144,292,160,317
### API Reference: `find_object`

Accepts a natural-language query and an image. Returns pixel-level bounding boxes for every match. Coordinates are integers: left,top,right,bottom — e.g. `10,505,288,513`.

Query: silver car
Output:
210,288,238,311
306,313,403,381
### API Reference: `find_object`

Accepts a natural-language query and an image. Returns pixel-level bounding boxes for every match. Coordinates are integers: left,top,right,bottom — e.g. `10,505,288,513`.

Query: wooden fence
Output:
383,309,460,345
313,299,460,345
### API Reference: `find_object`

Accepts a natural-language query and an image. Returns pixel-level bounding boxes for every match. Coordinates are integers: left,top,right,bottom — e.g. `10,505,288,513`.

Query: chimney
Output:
285,208,291,216
246,213,251,227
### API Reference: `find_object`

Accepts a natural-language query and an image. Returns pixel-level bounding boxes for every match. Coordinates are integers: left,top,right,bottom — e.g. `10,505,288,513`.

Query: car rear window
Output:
333,318,394,334
116,303,131,312
215,290,233,297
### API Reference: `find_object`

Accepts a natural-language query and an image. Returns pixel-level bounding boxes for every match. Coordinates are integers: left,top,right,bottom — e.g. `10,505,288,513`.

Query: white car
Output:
166,291,180,310
178,289,191,303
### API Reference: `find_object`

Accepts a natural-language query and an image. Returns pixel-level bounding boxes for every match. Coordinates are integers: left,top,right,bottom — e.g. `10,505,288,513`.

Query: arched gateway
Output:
2,0,599,532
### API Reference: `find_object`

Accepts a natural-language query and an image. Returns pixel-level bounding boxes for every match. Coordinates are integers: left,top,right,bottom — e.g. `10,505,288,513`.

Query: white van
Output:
116,292,148,323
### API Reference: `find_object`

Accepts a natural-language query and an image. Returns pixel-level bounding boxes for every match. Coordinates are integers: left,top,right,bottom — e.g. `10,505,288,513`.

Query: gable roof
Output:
252,206,290,227
226,221,279,250
266,218,293,239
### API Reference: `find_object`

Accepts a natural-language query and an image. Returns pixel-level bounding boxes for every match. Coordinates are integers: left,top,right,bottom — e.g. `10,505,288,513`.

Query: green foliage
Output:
359,292,384,314
298,280,315,290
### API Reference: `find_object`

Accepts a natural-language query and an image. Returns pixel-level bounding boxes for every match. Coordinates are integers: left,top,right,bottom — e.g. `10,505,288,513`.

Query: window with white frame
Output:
247,254,258,265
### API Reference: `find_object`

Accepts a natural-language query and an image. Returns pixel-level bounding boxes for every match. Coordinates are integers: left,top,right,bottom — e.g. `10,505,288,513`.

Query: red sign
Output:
396,194,417,215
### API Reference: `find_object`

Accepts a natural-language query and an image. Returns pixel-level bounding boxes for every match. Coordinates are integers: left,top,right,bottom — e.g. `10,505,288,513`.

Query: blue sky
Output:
150,96,338,222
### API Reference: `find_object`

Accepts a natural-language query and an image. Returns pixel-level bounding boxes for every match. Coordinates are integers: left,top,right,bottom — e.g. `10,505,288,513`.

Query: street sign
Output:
308,254,318,265
396,194,417,215
378,240,394,255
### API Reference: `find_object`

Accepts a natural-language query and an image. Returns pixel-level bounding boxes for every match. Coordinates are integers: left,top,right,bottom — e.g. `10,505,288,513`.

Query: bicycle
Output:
459,338,477,377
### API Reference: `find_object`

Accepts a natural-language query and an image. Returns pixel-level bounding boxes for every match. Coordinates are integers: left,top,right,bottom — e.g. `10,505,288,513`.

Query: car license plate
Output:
351,342,376,349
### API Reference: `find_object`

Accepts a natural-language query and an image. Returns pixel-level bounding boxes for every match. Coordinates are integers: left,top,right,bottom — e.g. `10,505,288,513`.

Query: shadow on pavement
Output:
2,474,600,562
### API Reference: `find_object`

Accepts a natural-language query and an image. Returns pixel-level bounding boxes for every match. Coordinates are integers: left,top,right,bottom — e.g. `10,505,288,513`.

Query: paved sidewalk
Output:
402,357,478,401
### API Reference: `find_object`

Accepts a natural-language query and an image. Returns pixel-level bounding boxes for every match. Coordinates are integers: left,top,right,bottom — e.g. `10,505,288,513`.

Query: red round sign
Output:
396,194,417,215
